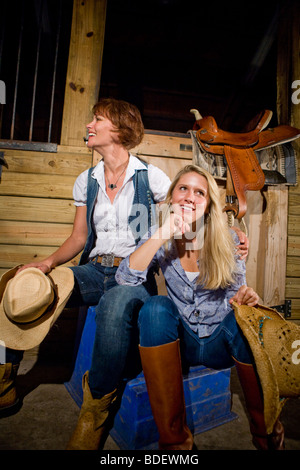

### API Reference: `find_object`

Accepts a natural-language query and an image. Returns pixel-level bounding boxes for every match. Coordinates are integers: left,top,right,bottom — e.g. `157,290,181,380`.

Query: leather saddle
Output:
192,110,300,220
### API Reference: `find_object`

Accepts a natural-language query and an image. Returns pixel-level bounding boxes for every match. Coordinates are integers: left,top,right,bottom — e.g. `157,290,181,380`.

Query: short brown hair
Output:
92,98,144,150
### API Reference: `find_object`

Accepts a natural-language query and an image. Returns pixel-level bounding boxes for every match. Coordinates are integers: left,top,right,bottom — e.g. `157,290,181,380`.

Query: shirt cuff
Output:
116,256,148,286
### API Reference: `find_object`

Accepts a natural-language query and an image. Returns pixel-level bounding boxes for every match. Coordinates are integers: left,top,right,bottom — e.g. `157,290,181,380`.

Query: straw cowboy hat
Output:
0,265,74,351
232,301,300,434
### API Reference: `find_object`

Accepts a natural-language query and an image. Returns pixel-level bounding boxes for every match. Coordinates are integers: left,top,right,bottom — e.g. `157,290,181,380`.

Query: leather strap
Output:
224,146,265,219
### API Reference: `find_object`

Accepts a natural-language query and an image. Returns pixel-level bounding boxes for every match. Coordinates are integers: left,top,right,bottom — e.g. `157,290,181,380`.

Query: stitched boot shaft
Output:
234,360,285,450
0,363,19,416
139,340,193,450
66,371,118,450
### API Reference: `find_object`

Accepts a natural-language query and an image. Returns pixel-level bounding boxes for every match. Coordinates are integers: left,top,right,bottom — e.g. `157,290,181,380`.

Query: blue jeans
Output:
88,284,154,398
2,261,119,364
138,296,254,369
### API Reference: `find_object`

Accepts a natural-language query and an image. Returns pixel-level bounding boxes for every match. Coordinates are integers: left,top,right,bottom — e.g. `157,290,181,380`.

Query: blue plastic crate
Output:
65,306,237,450
110,366,236,450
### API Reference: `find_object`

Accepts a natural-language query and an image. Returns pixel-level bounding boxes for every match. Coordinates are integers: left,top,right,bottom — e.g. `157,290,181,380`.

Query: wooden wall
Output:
277,0,300,320
0,145,92,274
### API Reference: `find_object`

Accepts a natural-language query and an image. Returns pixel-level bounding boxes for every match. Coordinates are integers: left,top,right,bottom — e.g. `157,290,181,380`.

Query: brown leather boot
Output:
139,340,193,450
0,363,20,418
66,371,118,450
234,359,285,450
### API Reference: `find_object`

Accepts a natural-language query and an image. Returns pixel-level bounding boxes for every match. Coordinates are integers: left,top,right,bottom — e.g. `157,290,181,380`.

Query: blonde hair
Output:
161,164,237,290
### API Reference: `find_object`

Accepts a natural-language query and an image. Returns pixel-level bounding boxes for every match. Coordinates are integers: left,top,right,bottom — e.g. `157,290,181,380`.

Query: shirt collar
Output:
91,154,147,182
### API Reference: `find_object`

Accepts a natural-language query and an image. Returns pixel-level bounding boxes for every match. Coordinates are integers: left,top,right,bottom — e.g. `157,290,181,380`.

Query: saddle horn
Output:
190,109,202,120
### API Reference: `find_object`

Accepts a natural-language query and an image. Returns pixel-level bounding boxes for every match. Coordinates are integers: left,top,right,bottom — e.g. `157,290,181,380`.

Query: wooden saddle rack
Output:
191,109,300,228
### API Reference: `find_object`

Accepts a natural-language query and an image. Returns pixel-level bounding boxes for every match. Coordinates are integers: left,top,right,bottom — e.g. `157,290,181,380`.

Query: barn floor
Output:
0,316,299,460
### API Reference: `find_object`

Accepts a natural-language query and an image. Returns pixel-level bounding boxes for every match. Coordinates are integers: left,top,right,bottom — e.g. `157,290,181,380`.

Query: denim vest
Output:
79,161,155,265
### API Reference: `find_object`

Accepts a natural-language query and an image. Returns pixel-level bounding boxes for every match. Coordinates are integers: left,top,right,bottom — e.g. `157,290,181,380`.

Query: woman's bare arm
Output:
17,206,88,273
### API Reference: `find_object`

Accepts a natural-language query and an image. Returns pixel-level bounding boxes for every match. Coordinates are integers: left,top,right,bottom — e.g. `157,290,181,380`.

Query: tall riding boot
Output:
139,339,193,450
66,372,118,450
234,359,285,450
0,363,20,418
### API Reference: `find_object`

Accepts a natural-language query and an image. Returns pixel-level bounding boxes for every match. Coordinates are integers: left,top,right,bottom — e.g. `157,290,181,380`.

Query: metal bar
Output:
0,139,57,152
10,0,25,140
48,0,62,143
29,1,44,142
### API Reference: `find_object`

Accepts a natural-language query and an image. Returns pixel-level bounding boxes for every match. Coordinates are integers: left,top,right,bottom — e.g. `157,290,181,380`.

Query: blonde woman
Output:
116,164,284,451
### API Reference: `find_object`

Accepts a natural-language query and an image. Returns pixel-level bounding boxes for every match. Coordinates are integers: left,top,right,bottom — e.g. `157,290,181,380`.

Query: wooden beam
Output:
0,244,80,269
0,221,73,247
60,0,107,146
0,147,92,176
0,172,76,199
0,196,75,223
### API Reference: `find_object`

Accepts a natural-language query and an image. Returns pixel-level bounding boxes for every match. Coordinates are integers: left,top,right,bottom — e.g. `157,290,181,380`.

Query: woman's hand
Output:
229,285,259,307
159,211,190,241
129,211,190,272
17,262,52,275
231,226,249,260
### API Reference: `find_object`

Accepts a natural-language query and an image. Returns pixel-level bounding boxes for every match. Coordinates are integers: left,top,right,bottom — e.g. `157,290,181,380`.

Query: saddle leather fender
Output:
224,146,265,218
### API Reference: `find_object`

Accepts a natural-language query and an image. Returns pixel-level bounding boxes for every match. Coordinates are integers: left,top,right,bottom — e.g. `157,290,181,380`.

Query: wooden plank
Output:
133,132,193,159
285,277,300,298
243,187,288,305
262,185,288,305
141,155,193,182
287,235,300,257
287,256,300,277
1,148,91,176
0,172,76,199
288,191,300,216
288,215,300,235
0,196,76,223
289,299,300,320
242,191,265,298
0,221,72,246
57,144,94,155
0,244,80,269
61,0,107,146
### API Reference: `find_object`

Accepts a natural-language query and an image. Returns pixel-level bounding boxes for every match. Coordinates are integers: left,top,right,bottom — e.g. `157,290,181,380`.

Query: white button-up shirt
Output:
73,155,171,259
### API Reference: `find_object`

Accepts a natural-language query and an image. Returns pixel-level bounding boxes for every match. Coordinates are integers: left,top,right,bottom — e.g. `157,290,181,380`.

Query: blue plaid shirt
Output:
116,230,246,338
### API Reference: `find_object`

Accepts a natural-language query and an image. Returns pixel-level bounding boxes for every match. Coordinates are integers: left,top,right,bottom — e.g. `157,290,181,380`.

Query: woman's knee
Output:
138,296,179,347
96,284,150,324
224,310,253,364
139,295,174,326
